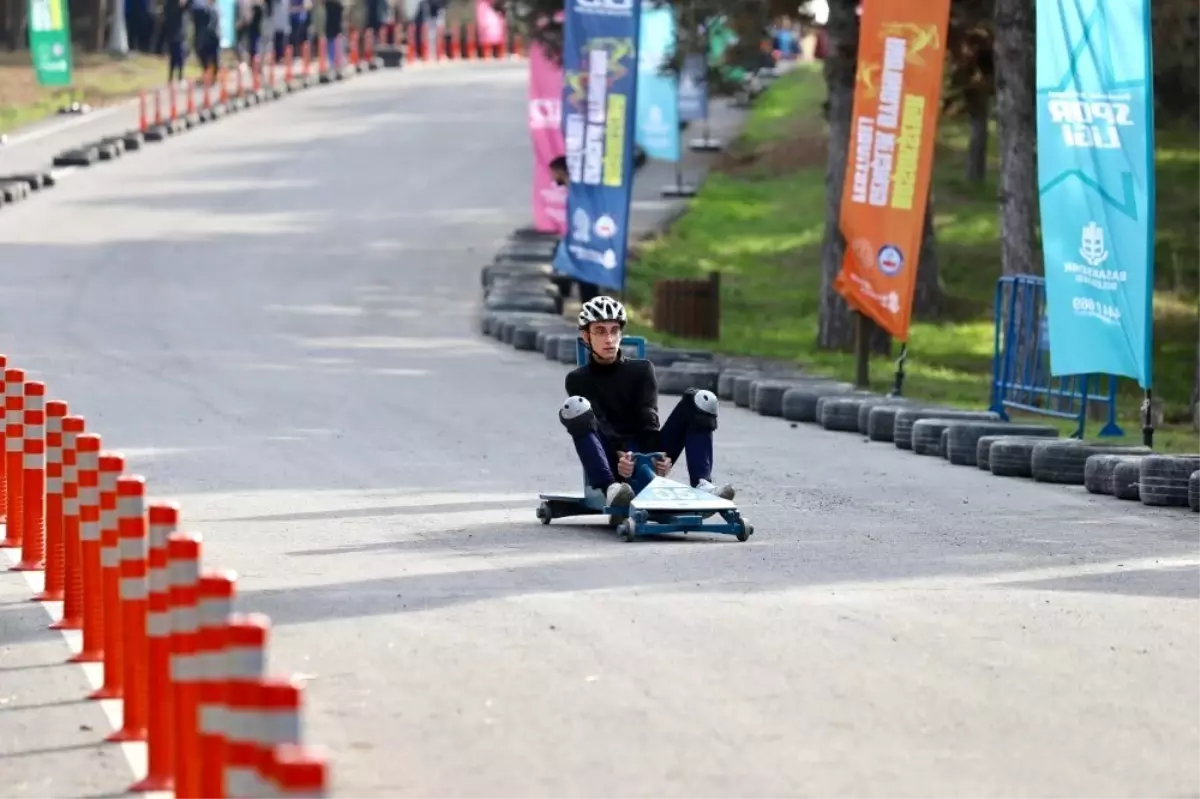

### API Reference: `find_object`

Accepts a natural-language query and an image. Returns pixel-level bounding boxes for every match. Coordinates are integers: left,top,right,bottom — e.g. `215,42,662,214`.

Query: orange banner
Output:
833,0,951,341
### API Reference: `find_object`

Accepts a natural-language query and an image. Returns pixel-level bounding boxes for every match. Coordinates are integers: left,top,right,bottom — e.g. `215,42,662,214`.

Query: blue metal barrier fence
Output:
990,274,1123,439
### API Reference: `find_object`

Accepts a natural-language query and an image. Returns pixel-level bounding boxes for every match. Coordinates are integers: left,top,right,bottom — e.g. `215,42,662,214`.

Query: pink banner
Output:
527,41,566,234
475,0,507,46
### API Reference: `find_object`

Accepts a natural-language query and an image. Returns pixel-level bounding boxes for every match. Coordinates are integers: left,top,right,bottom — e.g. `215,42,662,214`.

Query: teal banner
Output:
1035,0,1156,387
27,0,72,87
635,4,679,162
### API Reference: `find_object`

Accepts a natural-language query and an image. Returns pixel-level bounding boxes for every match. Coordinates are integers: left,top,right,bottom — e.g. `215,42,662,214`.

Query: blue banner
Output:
552,0,643,292
678,53,708,122
634,4,679,162
1035,0,1156,387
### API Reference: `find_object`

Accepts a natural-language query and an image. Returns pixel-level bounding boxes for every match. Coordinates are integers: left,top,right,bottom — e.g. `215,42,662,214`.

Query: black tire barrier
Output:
484,291,561,315
1085,454,1144,495
498,239,559,259
535,327,574,352
658,364,721,395
893,409,998,451
542,333,568,359
717,369,755,401
731,374,760,408
1189,471,1199,512
642,345,715,368
482,261,557,286
1030,440,1152,485
486,275,562,300
52,146,99,167
95,140,121,160
750,380,808,417
0,171,52,190
780,383,855,423
556,336,579,364
944,422,1059,467
0,180,30,202
492,248,556,266
509,226,560,243
511,326,540,351
912,417,992,457
989,438,1044,478
865,402,928,443
856,396,911,435
1112,459,1143,500
819,394,878,432
976,435,1057,472
1138,454,1200,507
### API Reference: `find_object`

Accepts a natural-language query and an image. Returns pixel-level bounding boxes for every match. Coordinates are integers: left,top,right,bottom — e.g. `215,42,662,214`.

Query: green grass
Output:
625,62,1200,453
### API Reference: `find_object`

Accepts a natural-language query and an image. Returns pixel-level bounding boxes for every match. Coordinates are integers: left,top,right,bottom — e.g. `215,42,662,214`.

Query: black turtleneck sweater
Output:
565,354,661,454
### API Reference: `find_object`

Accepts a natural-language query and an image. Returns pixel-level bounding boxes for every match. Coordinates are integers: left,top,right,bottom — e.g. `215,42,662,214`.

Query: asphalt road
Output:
0,61,1197,798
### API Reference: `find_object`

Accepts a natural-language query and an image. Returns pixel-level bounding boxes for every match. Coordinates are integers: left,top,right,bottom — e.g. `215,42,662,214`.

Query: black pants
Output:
568,393,716,491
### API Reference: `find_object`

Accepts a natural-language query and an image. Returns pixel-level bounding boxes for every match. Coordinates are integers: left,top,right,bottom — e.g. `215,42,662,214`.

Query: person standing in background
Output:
242,0,264,60
323,0,343,68
164,0,187,82
289,0,311,53
268,0,290,60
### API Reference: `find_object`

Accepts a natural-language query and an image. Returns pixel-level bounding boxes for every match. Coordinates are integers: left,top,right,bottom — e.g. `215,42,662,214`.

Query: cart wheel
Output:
617,520,636,543
736,521,753,542
536,502,552,525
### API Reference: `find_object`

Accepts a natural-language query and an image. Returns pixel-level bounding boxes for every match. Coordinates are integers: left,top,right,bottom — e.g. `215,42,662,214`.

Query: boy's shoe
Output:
605,482,635,508
696,478,735,501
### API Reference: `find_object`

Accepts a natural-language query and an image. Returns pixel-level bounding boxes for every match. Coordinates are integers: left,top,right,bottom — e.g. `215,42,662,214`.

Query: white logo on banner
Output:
1046,91,1133,150
1079,221,1109,267
594,214,617,239
572,208,591,243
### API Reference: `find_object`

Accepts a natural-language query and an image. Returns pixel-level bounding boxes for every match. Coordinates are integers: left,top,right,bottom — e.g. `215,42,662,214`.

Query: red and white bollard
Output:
169,532,204,799
132,501,181,792
197,570,238,799
89,451,125,696
224,612,270,798
3,367,26,550
33,399,67,601
12,380,46,571
70,433,103,663
50,416,85,634
257,676,304,788
108,476,149,743
273,743,329,797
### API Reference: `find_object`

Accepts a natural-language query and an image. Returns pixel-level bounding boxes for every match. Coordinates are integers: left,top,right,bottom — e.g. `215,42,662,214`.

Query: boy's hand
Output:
616,451,634,479
654,455,672,476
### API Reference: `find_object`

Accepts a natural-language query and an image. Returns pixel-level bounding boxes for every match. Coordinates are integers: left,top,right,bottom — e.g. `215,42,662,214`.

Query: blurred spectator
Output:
268,0,290,59
324,0,344,67
164,0,187,82
290,0,311,53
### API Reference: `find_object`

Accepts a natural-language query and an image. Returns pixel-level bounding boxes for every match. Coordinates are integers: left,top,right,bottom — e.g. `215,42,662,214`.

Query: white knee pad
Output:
692,389,719,416
559,395,597,436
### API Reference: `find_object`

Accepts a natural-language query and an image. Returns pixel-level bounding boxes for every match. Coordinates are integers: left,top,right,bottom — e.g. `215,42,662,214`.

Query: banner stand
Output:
887,344,908,397
660,125,696,198
689,118,722,152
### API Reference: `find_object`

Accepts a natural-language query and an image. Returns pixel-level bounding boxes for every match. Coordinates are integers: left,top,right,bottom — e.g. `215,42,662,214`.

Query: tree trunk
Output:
912,192,944,318
817,0,890,355
965,93,989,183
992,0,1039,277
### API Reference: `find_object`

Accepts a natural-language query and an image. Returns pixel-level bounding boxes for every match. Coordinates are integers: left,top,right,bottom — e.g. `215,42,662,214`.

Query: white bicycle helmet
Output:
578,295,627,330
